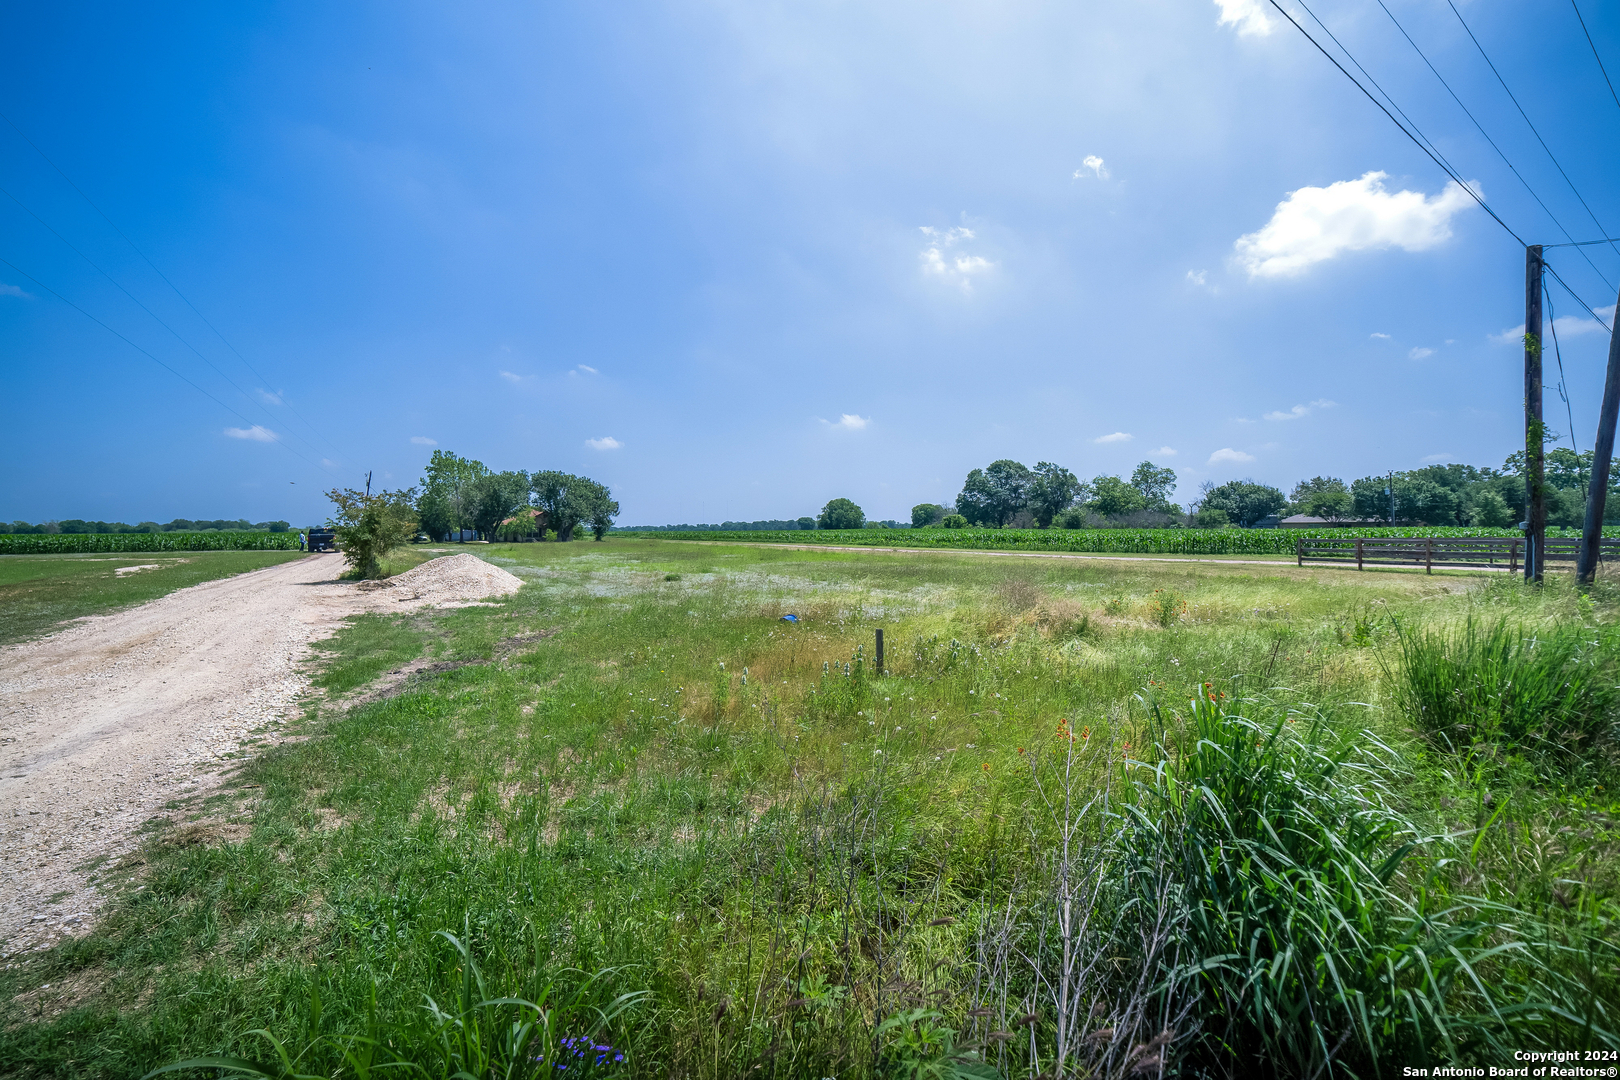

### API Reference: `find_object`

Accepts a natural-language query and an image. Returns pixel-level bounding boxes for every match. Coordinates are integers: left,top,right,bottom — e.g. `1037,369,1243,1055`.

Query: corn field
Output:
0,531,302,555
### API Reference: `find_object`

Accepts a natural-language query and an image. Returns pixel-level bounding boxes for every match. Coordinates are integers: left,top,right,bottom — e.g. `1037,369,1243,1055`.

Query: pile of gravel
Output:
384,553,524,603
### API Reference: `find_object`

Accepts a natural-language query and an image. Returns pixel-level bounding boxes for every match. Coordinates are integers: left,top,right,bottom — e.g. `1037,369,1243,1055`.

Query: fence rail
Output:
1296,536,1620,572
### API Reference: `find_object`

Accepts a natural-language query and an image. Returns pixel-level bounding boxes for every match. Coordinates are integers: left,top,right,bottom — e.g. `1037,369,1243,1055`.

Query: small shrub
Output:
940,513,969,529
1151,588,1185,627
326,487,418,580
664,572,681,581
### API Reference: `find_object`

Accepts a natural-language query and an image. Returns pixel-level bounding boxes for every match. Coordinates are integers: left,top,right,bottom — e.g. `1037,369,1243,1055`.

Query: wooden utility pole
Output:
1577,282,1620,585
1525,245,1546,583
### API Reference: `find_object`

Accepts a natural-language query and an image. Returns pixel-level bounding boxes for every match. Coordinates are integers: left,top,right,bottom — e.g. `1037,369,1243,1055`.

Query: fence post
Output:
875,628,884,674
1356,538,1363,571
1510,540,1519,574
1426,537,1433,575
1297,535,1303,567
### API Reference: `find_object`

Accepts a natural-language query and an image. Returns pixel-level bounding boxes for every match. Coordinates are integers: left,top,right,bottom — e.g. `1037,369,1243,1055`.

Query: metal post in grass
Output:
876,628,884,674
1578,281,1620,587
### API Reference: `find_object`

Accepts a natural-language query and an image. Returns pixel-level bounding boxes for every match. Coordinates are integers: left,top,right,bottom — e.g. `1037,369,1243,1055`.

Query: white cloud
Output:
499,370,524,383
1371,332,1390,339
1186,270,1207,286
410,436,437,446
577,364,598,374
321,458,339,468
1409,347,1434,360
1263,398,1336,421
919,226,992,291
1492,310,1614,345
1215,0,1276,37
1154,446,1177,456
1234,172,1476,279
254,388,283,406
1073,155,1108,180
586,436,622,450
0,282,31,298
1093,431,1133,444
820,413,870,431
1208,447,1256,464
224,425,277,442
1421,453,1454,463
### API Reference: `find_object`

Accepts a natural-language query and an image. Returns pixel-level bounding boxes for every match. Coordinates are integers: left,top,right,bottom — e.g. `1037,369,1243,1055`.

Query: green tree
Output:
818,498,864,529
1289,476,1347,514
530,471,597,541
325,487,418,579
940,513,968,528
954,469,996,526
1028,462,1080,527
796,516,816,530
1090,475,1145,517
911,503,950,528
1194,507,1231,528
1199,480,1285,527
417,450,489,539
1305,489,1353,519
575,478,620,540
1129,461,1177,511
984,460,1032,525
471,470,531,540
1469,489,1515,527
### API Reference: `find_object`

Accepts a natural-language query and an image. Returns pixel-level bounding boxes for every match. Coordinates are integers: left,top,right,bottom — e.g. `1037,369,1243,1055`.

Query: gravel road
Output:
0,552,505,957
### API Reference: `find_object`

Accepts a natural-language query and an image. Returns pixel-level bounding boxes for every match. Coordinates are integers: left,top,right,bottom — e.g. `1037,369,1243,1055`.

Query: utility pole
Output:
1577,281,1620,585
1525,245,1546,584
365,470,372,498
1387,471,1394,524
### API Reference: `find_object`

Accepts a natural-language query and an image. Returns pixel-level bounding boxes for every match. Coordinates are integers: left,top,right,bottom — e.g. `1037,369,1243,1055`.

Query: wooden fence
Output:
1296,536,1620,573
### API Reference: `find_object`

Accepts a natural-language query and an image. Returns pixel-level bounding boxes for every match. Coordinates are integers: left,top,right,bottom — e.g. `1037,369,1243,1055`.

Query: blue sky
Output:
3,0,1619,526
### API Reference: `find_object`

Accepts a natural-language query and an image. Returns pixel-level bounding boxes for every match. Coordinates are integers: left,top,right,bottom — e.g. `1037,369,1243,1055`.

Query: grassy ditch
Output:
1,539,1616,1077
0,550,307,648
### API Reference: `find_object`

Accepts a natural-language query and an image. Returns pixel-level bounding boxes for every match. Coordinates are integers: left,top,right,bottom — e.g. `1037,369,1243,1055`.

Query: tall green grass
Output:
1393,617,1620,753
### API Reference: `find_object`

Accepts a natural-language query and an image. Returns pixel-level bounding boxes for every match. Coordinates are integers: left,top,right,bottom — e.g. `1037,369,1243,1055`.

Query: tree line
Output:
413,451,620,541
4,518,292,535
895,450,1620,531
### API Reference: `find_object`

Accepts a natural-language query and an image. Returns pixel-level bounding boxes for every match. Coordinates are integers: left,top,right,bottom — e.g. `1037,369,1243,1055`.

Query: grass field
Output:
2,539,1617,1078
0,551,307,648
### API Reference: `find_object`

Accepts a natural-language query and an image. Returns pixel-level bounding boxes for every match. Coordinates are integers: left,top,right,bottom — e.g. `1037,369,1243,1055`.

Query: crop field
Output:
621,525,1620,557
2,538,1618,1078
0,550,307,648
0,532,302,556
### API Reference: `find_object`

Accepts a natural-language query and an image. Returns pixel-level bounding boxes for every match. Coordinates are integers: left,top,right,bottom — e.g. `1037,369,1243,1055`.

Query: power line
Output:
1263,0,1523,245
1570,0,1620,116
0,109,338,456
1547,237,1620,248
1545,284,1581,455
1544,258,1615,333
1445,0,1620,267
1373,0,1616,292
0,182,332,464
0,254,330,475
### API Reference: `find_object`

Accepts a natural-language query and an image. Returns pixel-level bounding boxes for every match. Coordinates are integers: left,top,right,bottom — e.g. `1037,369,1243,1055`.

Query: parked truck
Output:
305,526,337,552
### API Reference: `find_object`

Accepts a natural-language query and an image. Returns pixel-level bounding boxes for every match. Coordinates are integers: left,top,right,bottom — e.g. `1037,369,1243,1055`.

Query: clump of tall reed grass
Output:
1392,616,1620,754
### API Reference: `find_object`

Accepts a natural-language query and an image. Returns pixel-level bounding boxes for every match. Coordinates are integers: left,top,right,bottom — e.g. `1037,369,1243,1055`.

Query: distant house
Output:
498,507,548,541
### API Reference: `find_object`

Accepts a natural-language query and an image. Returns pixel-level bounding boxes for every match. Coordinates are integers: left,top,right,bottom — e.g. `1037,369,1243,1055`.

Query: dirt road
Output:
0,553,493,957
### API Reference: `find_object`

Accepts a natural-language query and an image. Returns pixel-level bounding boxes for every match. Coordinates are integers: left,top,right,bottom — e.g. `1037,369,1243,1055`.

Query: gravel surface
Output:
0,551,523,957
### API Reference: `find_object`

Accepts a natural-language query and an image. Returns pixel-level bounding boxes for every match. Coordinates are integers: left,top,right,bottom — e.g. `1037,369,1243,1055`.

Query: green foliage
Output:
911,502,950,528
417,451,490,539
1150,588,1184,626
1199,479,1287,527
1193,507,1231,529
939,513,969,529
531,472,617,541
1288,475,1348,514
1122,695,1605,1076
1090,474,1145,517
0,531,300,555
817,497,865,529
325,488,419,580
1129,460,1178,510
1028,461,1081,527
471,471,532,540
1393,616,1620,753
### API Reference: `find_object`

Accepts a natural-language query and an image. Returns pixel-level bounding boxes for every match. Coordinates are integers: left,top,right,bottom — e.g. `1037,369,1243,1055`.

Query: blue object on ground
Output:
780,614,799,622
